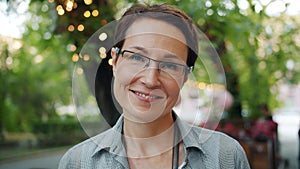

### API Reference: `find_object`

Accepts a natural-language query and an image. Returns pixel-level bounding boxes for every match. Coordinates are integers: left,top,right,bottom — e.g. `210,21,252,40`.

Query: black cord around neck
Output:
171,113,180,169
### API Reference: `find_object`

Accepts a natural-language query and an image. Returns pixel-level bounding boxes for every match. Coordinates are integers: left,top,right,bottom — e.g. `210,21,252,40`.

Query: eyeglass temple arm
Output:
113,47,122,63
115,47,122,55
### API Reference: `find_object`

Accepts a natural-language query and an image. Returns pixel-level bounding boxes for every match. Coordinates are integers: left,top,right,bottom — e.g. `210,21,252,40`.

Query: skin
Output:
111,18,188,169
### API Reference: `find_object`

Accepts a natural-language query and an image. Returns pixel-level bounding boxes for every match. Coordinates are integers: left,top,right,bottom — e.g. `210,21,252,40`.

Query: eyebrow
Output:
130,46,148,54
129,46,181,60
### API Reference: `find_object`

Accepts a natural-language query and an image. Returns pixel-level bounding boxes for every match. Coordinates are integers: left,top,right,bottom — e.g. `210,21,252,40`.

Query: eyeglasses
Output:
115,47,193,78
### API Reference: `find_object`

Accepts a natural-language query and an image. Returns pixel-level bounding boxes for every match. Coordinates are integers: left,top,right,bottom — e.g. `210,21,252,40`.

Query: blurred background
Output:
0,0,299,169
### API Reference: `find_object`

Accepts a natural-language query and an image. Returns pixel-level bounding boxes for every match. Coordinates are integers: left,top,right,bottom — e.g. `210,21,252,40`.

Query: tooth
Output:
136,92,153,99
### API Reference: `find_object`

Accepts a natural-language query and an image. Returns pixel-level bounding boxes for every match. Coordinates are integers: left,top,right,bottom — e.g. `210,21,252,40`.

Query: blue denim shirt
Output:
59,115,250,169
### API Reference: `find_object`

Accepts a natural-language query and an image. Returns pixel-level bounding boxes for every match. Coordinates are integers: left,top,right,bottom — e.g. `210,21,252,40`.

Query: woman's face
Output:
112,18,189,123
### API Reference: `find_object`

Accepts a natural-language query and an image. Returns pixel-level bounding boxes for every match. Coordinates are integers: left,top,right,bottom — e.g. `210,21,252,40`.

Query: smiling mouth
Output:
130,90,164,100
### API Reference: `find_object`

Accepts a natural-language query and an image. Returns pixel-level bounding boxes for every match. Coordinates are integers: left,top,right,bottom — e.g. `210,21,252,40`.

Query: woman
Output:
59,4,250,169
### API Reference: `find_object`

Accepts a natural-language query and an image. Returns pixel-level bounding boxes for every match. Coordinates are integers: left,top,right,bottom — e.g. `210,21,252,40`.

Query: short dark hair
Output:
114,4,199,67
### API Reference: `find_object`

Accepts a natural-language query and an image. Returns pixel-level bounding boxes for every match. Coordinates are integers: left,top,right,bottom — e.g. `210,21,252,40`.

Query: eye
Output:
160,62,179,71
128,53,147,63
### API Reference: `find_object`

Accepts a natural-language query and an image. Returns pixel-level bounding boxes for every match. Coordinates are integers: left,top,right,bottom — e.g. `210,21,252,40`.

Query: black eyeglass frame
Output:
114,47,193,76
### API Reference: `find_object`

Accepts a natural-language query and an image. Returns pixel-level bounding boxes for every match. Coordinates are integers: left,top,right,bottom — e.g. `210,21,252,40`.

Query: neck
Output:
124,112,174,137
123,112,175,158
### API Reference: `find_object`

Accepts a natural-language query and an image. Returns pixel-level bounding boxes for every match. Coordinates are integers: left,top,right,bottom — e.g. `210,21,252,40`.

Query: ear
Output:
111,47,118,76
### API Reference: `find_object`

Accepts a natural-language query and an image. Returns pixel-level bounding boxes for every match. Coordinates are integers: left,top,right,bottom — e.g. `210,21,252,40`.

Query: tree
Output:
50,0,300,119
0,0,73,133
2,0,299,137
166,0,300,118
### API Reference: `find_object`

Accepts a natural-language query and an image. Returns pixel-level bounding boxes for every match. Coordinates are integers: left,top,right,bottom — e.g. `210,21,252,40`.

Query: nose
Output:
141,67,161,88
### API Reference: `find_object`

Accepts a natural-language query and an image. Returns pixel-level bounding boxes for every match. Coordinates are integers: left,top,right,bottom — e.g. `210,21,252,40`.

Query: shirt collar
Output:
91,115,125,158
91,113,207,157
174,114,206,155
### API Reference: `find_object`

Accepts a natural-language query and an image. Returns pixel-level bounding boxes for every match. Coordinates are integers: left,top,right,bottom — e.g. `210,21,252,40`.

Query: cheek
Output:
168,83,179,93
114,62,137,86
165,80,181,100
165,76,186,107
113,67,133,108
169,76,185,92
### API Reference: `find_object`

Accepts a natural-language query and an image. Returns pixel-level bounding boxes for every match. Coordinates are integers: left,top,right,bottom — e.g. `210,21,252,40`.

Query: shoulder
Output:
58,129,112,169
191,126,244,152
180,124,251,168
192,126,250,168
65,128,111,153
191,126,248,156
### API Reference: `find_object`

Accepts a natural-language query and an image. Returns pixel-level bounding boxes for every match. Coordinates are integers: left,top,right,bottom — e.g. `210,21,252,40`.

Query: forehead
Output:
123,18,188,60
125,18,187,45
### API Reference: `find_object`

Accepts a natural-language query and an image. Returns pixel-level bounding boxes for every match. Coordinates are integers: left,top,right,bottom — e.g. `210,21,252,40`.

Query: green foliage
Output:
160,0,300,118
1,0,300,138
54,0,116,52
33,116,87,147
0,0,73,133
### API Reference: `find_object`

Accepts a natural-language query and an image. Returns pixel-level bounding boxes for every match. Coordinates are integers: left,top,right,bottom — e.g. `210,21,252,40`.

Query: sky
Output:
0,0,299,39
0,0,30,39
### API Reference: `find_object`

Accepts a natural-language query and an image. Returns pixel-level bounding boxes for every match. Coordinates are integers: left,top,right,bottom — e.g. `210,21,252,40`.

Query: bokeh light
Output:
100,53,106,59
72,53,79,62
68,25,75,32
98,32,107,41
65,0,74,12
98,46,106,54
92,9,99,17
83,54,90,61
56,5,65,15
108,58,113,65
77,24,84,31
84,0,93,5
84,10,91,18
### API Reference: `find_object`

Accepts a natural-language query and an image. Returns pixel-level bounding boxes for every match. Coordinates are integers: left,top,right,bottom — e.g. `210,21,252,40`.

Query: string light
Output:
83,54,90,61
84,10,91,18
99,47,106,53
100,53,106,59
77,24,84,31
55,0,113,65
72,53,79,62
56,5,65,15
65,0,74,12
68,25,75,32
84,0,93,5
92,9,99,17
108,58,113,65
98,32,107,41
99,46,107,59
56,5,62,11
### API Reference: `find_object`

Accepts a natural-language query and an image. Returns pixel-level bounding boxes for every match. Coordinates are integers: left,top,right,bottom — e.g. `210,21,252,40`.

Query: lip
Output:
129,89,164,102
